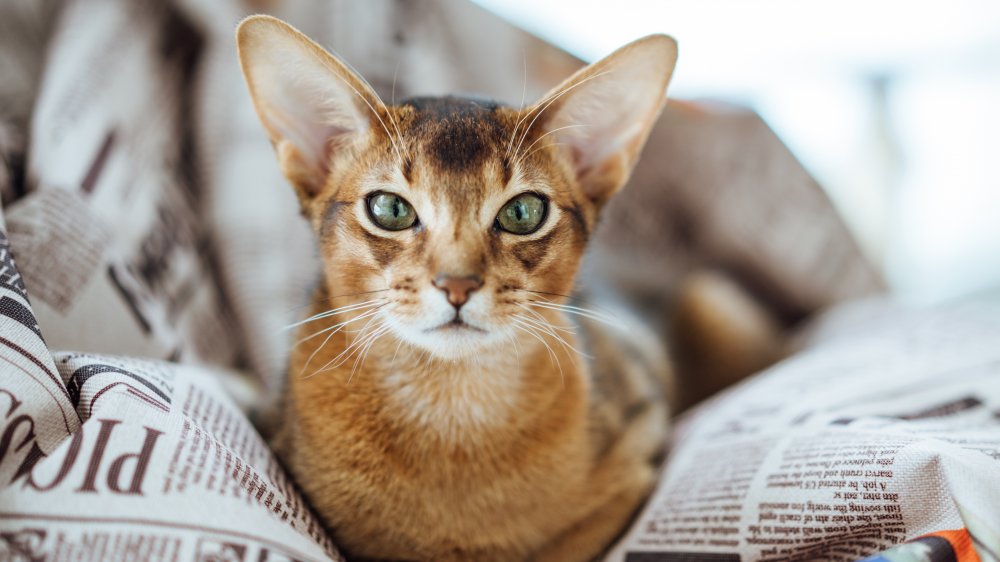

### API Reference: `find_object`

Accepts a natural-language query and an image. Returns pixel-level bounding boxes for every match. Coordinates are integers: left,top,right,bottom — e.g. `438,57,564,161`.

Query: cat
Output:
237,14,683,561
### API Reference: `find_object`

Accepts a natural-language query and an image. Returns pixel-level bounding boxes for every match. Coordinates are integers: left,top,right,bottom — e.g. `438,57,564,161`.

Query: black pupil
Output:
513,202,526,221
390,198,404,217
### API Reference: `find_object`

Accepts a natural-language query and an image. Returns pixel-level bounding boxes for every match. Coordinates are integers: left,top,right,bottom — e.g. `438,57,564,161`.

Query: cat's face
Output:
237,16,677,359
306,97,591,357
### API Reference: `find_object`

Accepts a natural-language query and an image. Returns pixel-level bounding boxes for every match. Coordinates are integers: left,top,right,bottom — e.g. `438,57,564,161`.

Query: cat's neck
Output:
287,301,585,446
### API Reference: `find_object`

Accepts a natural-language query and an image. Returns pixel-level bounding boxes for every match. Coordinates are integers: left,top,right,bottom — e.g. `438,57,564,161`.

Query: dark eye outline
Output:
494,192,549,235
365,191,419,231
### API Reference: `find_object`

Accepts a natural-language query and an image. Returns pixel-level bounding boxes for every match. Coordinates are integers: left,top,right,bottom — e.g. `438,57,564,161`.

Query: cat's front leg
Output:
532,402,667,562
530,463,655,562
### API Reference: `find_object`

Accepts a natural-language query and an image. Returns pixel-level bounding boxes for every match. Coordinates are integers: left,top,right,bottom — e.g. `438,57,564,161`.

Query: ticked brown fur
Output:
238,15,682,562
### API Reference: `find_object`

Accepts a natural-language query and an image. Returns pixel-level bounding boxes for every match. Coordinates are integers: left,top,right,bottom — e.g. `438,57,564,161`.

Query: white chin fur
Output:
384,311,508,360
393,322,503,360
386,291,508,360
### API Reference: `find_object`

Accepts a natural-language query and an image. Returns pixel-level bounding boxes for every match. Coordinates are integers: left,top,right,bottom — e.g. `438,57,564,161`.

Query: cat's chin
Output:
392,322,505,361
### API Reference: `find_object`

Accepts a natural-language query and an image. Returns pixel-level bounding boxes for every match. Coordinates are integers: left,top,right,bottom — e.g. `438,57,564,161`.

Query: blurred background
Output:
0,0,994,378
472,0,1000,305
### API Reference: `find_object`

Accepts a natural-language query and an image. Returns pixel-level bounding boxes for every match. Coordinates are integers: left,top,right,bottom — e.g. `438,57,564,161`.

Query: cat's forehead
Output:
398,96,514,175
382,96,528,214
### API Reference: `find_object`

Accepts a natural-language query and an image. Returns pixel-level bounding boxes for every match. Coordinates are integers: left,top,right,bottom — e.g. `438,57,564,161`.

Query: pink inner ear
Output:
270,102,356,179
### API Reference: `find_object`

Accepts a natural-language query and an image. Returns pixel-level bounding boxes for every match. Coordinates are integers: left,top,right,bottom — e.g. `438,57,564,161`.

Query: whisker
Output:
511,322,564,386
282,298,387,332
297,306,387,375
513,313,576,345
292,305,385,348
293,297,386,324
340,325,388,381
348,323,392,383
522,141,566,162
391,60,400,107
519,48,527,110
515,304,576,333
283,288,389,314
309,320,389,378
519,124,588,161
513,315,590,361
295,305,386,346
384,62,406,160
504,48,529,161
510,70,613,164
322,56,405,164
517,289,620,317
525,301,626,330
391,337,405,364
506,329,522,369
306,311,383,376
505,65,578,159
418,348,432,371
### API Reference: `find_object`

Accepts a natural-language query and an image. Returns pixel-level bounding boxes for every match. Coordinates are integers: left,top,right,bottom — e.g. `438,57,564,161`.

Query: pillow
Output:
607,299,1000,562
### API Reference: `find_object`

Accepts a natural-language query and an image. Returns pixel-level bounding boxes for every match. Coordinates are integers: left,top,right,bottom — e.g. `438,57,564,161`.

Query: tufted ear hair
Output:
526,35,678,208
236,15,389,203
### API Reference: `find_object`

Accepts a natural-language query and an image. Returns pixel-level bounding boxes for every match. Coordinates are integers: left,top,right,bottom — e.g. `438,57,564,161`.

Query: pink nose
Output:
433,275,483,308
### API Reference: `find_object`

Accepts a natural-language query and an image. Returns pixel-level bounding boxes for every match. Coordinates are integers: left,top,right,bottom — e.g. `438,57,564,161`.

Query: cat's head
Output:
237,16,676,359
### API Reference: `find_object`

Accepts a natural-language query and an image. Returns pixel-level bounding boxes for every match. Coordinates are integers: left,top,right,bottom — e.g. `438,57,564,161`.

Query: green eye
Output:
367,192,417,231
496,193,547,235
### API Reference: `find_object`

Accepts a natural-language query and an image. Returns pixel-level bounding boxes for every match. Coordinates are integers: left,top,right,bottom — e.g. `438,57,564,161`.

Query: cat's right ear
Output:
236,15,381,204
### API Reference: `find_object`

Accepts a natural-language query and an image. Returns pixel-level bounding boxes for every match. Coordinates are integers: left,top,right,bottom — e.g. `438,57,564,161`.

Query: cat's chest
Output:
377,366,524,443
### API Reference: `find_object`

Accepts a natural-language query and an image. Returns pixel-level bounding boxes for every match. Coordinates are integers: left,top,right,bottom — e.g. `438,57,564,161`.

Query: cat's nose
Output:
433,274,483,308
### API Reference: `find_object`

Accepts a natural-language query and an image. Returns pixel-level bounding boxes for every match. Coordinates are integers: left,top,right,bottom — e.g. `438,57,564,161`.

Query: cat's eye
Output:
496,193,547,235
367,192,417,231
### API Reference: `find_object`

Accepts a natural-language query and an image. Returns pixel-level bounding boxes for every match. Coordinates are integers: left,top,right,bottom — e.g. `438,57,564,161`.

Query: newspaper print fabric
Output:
2,191,339,559
17,0,240,369
607,300,1000,562
0,346,342,561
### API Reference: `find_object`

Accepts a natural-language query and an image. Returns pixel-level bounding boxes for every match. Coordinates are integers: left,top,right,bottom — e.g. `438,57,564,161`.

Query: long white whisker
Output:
294,305,386,344
506,66,579,159
298,306,387,375
504,48,528,160
511,322,564,386
535,300,620,320
504,329,521,369
338,324,387,381
522,142,565,162
282,298,386,332
311,324,389,380
385,61,405,158
323,60,405,164
307,313,385,377
519,124,588,161
525,297,619,319
348,323,392,383
511,70,613,164
513,315,590,361
519,48,527,110
516,304,576,333
526,301,626,330
391,337,405,364
521,290,622,318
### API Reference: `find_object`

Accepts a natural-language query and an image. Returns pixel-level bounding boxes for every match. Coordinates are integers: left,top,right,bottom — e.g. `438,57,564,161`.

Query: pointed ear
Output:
236,15,384,203
529,35,677,208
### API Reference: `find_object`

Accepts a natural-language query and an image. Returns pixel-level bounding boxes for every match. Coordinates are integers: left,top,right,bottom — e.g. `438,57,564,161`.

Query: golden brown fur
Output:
237,15,688,561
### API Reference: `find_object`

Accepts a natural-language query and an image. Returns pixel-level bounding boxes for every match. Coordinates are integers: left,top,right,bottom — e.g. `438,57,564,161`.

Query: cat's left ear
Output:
529,35,677,208
236,15,384,205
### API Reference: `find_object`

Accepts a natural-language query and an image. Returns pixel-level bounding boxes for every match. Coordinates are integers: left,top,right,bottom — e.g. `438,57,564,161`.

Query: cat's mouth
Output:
427,316,487,333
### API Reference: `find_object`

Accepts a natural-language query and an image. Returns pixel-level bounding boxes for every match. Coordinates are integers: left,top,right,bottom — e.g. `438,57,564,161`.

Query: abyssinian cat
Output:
237,15,747,562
